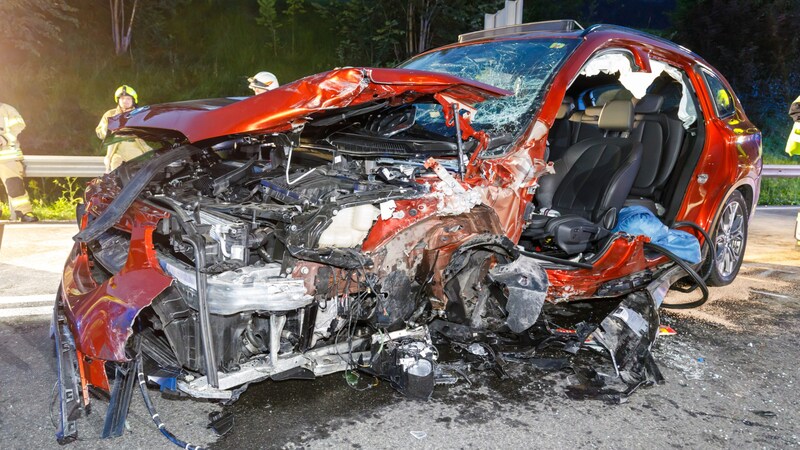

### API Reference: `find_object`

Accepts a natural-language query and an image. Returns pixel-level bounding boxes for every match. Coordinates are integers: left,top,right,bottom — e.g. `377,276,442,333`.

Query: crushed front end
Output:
53,67,704,445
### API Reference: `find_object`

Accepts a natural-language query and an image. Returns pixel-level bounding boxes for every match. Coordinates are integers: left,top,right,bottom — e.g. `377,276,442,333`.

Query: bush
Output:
1,177,84,221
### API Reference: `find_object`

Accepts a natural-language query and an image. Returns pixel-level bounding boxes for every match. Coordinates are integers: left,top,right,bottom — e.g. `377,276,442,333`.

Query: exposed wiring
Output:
672,220,714,283
644,242,709,309
285,146,316,185
136,355,205,450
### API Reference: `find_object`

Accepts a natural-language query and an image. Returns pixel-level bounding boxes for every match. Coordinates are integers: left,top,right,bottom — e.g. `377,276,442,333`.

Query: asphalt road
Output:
0,208,798,449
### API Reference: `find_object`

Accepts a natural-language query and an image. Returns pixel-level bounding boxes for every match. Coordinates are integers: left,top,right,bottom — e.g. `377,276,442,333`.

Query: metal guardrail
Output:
17,156,800,179
22,155,105,178
762,164,800,178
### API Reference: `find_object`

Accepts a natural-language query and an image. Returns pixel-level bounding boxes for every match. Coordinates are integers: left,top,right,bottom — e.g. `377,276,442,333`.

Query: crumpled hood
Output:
109,67,511,143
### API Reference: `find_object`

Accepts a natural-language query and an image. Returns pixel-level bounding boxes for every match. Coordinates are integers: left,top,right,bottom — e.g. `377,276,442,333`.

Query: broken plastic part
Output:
317,204,380,248
102,360,138,439
369,338,437,400
487,255,549,333
53,296,81,444
207,412,235,436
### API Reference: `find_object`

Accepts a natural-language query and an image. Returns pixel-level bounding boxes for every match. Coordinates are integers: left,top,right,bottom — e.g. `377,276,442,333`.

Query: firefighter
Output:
248,71,280,95
0,102,38,222
786,95,800,157
96,85,152,172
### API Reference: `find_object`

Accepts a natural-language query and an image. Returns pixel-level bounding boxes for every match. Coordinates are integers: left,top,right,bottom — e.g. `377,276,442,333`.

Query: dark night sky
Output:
588,0,677,29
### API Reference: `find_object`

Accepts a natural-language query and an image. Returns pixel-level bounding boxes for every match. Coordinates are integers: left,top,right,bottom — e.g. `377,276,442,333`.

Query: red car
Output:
54,21,760,443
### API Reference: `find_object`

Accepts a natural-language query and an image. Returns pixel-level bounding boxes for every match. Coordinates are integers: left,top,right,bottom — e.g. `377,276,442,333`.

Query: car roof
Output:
421,20,707,68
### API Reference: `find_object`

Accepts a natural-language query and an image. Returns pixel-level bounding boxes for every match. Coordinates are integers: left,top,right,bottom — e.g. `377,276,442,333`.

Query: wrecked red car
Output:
54,21,760,444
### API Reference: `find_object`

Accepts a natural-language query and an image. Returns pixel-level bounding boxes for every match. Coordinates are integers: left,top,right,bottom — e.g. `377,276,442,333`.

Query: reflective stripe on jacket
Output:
786,122,800,156
787,96,800,156
0,103,25,161
97,107,151,172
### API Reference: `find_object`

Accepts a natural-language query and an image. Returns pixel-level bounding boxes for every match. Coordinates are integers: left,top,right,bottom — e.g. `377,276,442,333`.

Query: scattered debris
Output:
368,338,438,400
410,431,428,440
658,325,677,336
207,412,235,437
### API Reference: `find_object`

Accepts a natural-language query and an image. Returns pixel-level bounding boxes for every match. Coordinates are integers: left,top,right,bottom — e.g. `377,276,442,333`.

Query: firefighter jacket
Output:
0,103,26,162
786,96,800,156
97,107,152,172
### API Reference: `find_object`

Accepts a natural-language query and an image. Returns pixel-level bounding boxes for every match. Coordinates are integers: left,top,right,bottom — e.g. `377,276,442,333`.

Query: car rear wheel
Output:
708,190,748,286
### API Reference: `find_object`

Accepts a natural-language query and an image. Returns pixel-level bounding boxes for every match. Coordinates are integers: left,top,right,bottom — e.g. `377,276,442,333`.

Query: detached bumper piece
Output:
102,359,139,438
566,265,685,403
53,298,82,444
566,290,663,403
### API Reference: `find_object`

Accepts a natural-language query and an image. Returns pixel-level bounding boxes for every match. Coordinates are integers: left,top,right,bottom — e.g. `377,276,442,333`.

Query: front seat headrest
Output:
556,96,575,119
598,100,634,131
634,94,665,114
584,105,603,118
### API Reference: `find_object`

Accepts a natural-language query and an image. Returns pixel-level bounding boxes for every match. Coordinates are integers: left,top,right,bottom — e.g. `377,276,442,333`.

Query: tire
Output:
708,190,748,286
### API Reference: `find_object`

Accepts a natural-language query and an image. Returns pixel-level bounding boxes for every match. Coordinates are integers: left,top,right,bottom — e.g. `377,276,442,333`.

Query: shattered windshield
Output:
400,38,578,138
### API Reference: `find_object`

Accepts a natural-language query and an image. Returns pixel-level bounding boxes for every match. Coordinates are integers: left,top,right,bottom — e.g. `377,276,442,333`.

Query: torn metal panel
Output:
546,235,655,301
487,255,549,333
109,68,511,144
591,290,659,384
52,23,762,447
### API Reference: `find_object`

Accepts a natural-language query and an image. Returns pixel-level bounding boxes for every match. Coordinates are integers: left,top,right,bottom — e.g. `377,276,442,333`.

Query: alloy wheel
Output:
714,200,745,278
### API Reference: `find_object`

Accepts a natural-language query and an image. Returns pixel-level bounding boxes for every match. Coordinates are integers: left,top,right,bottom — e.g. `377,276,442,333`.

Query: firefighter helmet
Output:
114,85,139,104
248,72,279,92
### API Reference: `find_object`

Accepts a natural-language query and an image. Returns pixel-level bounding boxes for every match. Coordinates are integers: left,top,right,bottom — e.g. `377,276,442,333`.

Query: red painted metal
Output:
67,27,763,391
462,29,763,293
62,193,172,363
109,67,511,144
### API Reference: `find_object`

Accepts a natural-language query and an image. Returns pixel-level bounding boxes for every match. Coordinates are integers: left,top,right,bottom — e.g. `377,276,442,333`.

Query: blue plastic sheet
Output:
612,206,701,264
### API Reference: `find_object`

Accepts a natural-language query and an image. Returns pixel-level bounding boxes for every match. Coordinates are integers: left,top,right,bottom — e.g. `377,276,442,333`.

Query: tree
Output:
671,0,800,153
256,0,280,56
672,0,800,122
284,0,306,56
397,0,442,57
318,0,506,67
110,0,138,55
0,0,77,56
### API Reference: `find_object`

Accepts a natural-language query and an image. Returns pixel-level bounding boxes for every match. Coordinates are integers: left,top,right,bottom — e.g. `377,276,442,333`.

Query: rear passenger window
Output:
702,70,735,118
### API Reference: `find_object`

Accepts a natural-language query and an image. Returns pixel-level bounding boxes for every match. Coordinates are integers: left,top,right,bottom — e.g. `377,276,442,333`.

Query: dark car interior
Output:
521,65,705,259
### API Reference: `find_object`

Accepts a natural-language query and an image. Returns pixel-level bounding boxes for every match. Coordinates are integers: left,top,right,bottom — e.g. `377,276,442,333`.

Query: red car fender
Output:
62,204,172,363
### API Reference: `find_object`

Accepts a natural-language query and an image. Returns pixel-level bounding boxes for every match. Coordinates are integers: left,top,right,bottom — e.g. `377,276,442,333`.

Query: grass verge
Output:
760,152,800,206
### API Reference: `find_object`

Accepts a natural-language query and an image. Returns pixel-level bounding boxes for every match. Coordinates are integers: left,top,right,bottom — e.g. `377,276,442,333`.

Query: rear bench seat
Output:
624,94,685,215
545,93,687,219
549,100,605,161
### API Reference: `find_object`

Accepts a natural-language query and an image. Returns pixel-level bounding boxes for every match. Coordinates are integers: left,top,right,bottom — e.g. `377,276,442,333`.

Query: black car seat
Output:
568,105,604,144
625,94,686,214
548,96,575,161
525,100,643,254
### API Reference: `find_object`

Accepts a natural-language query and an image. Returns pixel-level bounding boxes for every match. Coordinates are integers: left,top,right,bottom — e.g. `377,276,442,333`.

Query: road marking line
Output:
750,289,794,300
0,294,54,305
756,206,800,211
0,305,53,318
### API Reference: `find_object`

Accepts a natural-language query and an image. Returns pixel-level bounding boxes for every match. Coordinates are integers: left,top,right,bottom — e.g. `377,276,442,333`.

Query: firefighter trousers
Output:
0,159,33,218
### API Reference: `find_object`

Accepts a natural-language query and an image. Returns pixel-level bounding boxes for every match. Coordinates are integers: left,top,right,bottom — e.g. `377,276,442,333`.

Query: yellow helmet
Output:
114,85,138,104
716,89,731,109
